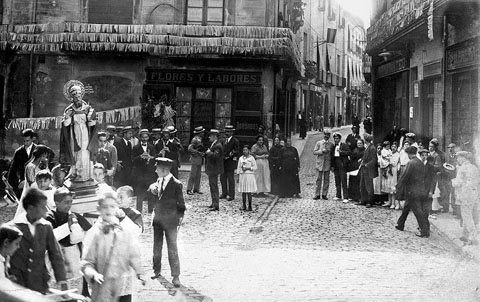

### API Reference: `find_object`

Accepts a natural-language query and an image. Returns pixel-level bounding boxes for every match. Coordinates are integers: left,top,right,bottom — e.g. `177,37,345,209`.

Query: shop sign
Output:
146,69,262,85
446,38,479,71
376,57,408,78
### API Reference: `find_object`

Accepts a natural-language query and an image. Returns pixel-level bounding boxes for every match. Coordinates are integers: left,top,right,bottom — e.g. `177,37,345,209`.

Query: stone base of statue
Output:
65,179,100,214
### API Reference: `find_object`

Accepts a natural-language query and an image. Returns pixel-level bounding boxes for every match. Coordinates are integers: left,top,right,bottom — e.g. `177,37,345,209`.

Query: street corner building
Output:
366,0,479,151
0,0,306,159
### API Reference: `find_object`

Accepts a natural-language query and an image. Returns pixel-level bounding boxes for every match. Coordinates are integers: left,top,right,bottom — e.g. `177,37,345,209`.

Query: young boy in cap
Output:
148,157,185,287
9,188,68,294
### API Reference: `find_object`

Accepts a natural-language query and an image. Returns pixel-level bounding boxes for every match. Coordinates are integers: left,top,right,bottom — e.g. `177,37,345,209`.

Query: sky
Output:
337,0,372,27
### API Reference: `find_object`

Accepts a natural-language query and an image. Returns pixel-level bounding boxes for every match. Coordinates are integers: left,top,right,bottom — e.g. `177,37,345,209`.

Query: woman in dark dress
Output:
347,139,365,202
299,114,307,139
280,138,301,198
269,137,283,195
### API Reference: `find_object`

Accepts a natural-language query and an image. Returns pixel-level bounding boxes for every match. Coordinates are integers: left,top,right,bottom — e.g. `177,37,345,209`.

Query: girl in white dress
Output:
237,145,257,211
251,136,271,196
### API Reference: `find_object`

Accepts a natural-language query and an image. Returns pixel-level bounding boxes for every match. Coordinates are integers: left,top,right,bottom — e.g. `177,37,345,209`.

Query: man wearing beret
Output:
395,146,429,237
205,129,224,211
148,157,185,287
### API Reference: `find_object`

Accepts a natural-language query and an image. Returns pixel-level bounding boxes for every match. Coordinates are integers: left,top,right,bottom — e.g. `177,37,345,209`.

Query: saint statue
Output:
59,80,97,182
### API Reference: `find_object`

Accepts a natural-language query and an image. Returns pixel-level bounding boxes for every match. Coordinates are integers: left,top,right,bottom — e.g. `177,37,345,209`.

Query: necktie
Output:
160,178,165,196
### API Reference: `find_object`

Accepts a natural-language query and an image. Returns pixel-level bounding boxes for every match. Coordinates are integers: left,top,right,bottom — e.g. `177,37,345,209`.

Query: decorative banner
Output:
6,105,141,130
427,0,434,41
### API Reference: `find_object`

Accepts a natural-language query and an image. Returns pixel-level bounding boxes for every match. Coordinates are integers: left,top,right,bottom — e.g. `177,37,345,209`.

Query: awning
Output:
0,23,302,72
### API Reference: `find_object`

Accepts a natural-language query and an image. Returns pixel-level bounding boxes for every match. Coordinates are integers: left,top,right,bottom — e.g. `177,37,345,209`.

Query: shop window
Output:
234,87,262,144
186,0,224,25
89,0,134,24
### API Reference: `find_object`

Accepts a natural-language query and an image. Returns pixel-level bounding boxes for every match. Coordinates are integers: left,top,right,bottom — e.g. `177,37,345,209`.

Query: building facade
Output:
367,0,479,151
294,0,368,131
0,0,303,157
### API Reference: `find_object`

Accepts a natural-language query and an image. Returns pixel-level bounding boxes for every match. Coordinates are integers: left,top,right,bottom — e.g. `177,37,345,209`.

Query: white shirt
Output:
123,138,129,146
0,254,7,279
141,143,147,152
12,212,49,237
25,144,33,157
334,144,340,157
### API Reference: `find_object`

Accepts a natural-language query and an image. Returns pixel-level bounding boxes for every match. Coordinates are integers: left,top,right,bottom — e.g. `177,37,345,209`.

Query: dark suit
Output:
332,142,351,199
359,143,378,204
151,176,186,277
205,140,224,210
114,138,132,187
396,157,429,236
187,136,205,192
8,143,36,197
220,135,240,199
155,139,182,178
132,143,156,211
10,219,66,293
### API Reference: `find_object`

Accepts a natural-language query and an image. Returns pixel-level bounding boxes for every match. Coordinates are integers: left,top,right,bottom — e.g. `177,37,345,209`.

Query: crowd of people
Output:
313,125,479,241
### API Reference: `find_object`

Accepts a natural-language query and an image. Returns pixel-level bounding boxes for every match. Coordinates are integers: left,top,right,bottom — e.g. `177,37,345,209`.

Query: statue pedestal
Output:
65,179,100,214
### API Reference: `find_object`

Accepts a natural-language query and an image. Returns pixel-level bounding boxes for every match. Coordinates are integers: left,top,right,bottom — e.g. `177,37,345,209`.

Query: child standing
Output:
9,188,67,294
0,224,23,282
93,163,115,193
35,170,55,211
237,145,257,211
380,141,393,207
81,191,145,302
389,143,400,209
117,186,143,231
45,187,92,296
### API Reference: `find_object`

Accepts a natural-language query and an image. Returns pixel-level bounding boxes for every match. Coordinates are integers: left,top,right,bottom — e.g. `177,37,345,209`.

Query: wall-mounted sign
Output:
376,57,408,78
146,69,262,85
446,38,479,71
409,106,414,119
56,56,69,64
413,81,419,98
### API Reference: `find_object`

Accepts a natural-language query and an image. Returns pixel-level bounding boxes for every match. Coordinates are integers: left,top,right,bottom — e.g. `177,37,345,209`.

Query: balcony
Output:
336,76,346,88
0,23,302,72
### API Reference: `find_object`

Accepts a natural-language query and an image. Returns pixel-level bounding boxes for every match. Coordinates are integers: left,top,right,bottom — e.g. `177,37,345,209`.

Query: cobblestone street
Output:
1,129,479,302
134,128,480,302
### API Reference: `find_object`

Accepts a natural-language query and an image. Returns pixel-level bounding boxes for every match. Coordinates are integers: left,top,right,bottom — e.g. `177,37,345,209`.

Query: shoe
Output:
395,225,404,231
390,204,395,209
333,197,341,201
151,271,162,279
194,191,203,194
313,196,320,200
219,195,227,199
428,214,437,219
172,276,181,287
240,206,246,211
342,199,349,203
246,206,252,211
415,232,429,238
209,208,219,211
187,190,194,195
382,202,391,207
227,197,234,201
322,195,328,200
208,204,214,208
395,205,400,210
365,203,372,208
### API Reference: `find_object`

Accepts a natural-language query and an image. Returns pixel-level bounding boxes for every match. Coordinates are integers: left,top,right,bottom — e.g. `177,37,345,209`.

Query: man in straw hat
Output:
148,157,185,287
220,125,240,201
205,129,224,211
158,126,183,178
132,129,156,211
313,129,334,200
187,126,206,195
395,146,430,237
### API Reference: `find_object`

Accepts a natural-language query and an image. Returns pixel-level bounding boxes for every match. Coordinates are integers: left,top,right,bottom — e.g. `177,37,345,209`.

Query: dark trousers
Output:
333,159,348,199
396,196,429,236
348,175,361,201
359,168,374,204
220,170,235,198
208,174,220,209
153,226,180,277
171,161,179,179
422,197,433,232
187,164,202,192
134,181,151,211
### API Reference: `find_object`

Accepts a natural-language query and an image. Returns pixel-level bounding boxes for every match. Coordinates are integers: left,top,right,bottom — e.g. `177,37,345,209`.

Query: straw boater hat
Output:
166,125,177,134
323,129,331,135
155,157,174,167
209,129,220,136
106,125,116,131
224,125,235,132
123,126,133,133
193,126,205,134
405,132,416,139
333,132,342,139
116,126,124,132
138,129,150,136
152,128,162,133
